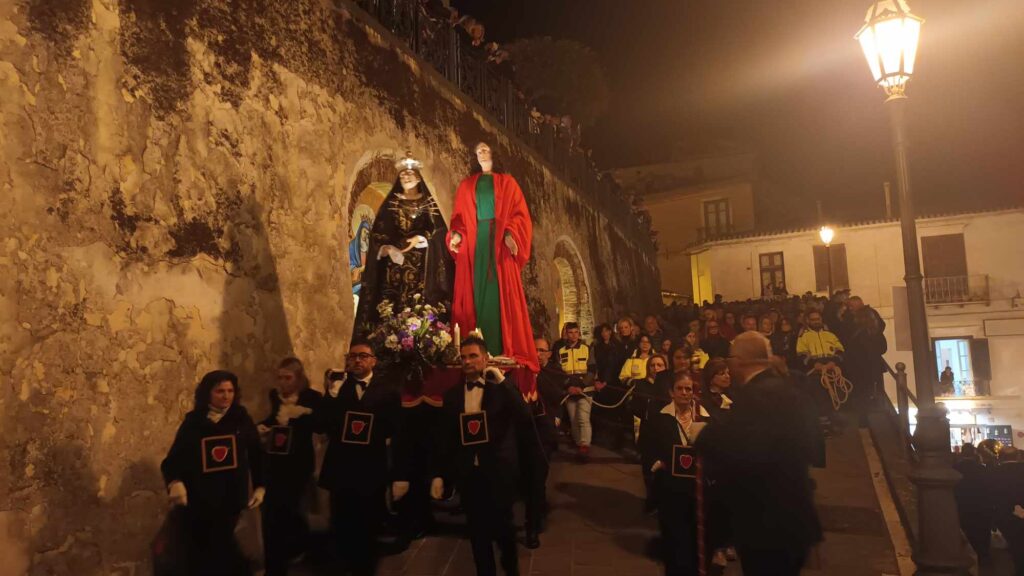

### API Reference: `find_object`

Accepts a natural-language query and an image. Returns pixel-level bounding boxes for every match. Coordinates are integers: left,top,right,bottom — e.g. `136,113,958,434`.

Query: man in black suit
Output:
316,339,401,576
431,336,540,575
522,336,567,549
695,332,822,576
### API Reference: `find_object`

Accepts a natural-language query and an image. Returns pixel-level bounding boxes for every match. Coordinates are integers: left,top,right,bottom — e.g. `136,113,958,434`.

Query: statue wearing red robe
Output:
447,171,539,374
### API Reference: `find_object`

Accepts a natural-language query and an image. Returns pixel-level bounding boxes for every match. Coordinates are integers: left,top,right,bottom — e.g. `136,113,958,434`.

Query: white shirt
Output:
330,371,373,400
464,378,486,413
659,402,707,446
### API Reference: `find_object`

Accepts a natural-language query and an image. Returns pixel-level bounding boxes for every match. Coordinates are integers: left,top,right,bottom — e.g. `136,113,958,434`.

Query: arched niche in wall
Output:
347,155,396,311
552,237,595,341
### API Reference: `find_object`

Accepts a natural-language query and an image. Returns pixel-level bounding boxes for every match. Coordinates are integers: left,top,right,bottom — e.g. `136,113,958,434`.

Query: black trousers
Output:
262,486,309,576
330,486,384,576
737,547,807,576
524,451,550,534
396,475,434,539
656,486,698,576
461,471,519,576
184,508,248,576
996,516,1024,576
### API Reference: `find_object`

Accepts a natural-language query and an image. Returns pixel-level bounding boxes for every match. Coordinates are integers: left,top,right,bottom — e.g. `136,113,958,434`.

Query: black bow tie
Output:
467,380,485,391
354,380,368,391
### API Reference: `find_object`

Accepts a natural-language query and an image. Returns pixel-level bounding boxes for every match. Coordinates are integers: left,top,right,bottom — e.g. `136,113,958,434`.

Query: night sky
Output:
463,0,1024,227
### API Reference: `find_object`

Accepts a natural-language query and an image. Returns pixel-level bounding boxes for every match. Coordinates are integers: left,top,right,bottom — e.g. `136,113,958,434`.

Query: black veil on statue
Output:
353,170,454,334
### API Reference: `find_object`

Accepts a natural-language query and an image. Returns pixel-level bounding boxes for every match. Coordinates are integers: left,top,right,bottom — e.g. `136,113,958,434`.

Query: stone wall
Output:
0,0,660,573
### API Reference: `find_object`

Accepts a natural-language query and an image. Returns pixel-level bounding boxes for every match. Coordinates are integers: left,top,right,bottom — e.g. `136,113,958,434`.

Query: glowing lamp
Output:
855,0,923,98
819,225,835,246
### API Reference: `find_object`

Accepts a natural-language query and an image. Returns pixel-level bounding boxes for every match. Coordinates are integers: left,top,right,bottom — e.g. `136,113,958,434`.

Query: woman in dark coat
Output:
258,358,322,576
630,354,669,512
641,372,707,576
161,370,265,575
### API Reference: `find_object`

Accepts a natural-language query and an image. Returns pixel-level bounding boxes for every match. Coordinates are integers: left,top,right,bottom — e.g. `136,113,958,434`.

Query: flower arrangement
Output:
368,295,457,368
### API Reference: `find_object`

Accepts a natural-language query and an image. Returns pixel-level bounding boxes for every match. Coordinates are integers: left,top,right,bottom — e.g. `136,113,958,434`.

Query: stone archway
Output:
347,154,397,311
552,237,595,341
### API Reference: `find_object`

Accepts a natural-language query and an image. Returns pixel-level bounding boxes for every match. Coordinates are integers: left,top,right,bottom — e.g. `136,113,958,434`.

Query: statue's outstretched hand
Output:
449,233,462,253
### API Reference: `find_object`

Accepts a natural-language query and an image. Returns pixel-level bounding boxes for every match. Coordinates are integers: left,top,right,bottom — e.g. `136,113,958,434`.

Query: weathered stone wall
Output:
0,0,660,573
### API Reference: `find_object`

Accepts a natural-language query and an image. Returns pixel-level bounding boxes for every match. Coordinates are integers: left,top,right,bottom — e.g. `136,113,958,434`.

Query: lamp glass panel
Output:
903,18,921,74
858,26,882,81
875,17,905,77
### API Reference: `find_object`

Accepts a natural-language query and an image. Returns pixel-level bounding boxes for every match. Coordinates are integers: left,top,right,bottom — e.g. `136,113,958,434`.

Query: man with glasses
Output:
523,336,568,548
316,339,401,575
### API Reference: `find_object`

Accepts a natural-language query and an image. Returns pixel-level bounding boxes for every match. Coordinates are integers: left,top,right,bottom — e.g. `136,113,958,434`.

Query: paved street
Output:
289,422,905,576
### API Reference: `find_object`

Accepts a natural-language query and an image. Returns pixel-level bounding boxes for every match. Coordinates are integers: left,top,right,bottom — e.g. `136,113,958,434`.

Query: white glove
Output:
430,477,445,500
405,235,428,250
483,366,505,384
392,481,410,502
650,461,664,473
168,481,188,507
247,487,265,509
276,404,313,425
1014,505,1024,519
449,233,462,253
257,424,270,435
554,417,561,427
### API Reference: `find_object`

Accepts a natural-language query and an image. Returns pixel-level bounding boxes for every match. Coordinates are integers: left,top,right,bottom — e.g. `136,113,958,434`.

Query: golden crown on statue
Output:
396,151,422,171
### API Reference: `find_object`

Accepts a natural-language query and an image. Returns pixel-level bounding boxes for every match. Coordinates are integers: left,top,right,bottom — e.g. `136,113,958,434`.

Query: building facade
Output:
689,208,1024,447
613,153,758,301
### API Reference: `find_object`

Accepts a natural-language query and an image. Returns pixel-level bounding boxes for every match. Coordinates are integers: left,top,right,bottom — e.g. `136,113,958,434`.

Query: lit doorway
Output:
934,337,972,397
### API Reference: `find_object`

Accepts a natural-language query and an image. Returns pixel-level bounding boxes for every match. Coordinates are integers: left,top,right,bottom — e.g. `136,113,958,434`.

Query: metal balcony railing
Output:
696,223,735,242
339,0,656,256
923,274,989,305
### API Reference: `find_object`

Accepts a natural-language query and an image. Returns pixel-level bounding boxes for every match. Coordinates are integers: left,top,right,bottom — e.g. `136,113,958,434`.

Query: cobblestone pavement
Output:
291,426,903,576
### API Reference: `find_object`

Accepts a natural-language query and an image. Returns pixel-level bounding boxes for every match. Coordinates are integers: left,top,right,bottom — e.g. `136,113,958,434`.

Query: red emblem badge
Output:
467,420,481,435
211,446,229,463
342,411,374,445
351,421,366,435
679,454,694,469
274,433,288,447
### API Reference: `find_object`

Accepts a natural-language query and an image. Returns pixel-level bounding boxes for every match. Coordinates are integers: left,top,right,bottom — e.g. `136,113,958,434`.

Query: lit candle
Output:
454,323,461,350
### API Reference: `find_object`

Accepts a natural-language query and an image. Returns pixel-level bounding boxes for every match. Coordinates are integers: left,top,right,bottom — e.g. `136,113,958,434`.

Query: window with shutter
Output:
758,251,786,296
813,244,850,293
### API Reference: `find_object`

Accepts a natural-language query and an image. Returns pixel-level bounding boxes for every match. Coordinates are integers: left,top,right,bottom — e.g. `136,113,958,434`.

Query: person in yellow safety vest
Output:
796,310,845,436
556,322,596,461
795,311,845,368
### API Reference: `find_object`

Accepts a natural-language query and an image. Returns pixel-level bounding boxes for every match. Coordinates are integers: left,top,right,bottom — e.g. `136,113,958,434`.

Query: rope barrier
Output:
558,384,637,409
818,364,853,411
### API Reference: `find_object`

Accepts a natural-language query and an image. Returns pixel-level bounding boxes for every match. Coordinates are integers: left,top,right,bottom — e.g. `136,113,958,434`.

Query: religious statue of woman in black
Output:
354,155,453,331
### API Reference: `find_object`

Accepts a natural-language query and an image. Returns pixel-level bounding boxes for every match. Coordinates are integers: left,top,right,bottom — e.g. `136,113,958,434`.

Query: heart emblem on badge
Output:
468,420,481,435
274,433,287,447
679,454,694,469
212,446,229,463
351,421,366,435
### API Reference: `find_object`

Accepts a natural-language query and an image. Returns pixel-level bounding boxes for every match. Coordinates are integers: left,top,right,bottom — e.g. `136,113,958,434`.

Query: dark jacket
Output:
703,335,731,360
161,404,264,514
695,369,822,553
260,387,322,493
607,337,638,386
642,408,706,498
535,367,569,453
433,374,540,508
315,373,401,495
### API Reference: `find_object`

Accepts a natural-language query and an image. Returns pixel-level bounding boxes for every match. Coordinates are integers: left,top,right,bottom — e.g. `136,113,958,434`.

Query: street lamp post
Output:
819,226,835,296
856,2,968,574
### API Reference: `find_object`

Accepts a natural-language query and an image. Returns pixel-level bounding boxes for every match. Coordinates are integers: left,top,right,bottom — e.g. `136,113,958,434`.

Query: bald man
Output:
695,332,822,576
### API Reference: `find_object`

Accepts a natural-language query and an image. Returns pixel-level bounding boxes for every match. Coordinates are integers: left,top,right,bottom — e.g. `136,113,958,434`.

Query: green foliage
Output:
505,37,610,126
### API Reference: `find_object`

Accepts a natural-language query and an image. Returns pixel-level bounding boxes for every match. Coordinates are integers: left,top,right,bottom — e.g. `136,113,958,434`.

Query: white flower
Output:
385,334,400,351
413,293,422,301
406,317,423,332
436,331,452,347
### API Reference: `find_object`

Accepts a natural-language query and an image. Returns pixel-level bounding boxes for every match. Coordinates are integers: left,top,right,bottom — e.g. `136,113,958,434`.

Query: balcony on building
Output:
924,274,990,305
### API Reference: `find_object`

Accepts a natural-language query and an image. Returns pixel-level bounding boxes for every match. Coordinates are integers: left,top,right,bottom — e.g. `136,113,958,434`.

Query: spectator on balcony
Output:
939,365,956,397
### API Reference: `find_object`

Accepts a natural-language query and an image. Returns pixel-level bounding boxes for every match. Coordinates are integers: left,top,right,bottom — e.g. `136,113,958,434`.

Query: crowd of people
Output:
954,441,1024,572
159,291,892,576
